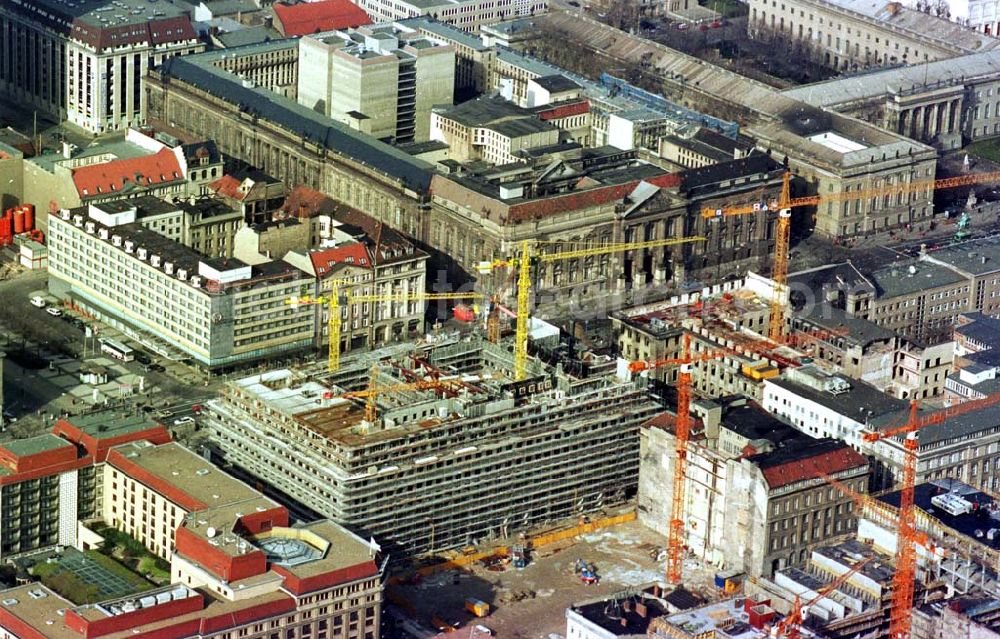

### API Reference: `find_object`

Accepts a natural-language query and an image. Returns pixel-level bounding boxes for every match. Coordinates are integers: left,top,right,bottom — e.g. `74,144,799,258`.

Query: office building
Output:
0,434,383,639
0,0,203,134
47,202,316,369
355,0,548,32
297,24,455,142
747,0,999,72
0,411,170,560
430,95,561,164
205,337,661,557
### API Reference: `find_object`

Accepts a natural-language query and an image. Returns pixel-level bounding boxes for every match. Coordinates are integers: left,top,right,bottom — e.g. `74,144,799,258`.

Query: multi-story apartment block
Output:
0,427,384,639
790,238,1000,344
398,17,496,98
206,339,661,557
47,202,315,369
0,0,203,134
0,412,170,560
297,24,455,143
356,0,548,31
747,0,999,72
726,437,868,577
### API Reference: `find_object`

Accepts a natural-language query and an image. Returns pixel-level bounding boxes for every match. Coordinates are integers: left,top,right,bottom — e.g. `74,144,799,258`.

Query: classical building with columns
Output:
0,0,203,134
747,0,999,72
784,48,1000,149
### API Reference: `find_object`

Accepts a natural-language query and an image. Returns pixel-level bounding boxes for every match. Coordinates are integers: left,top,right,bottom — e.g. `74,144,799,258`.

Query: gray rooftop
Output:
158,51,435,193
767,372,907,421
871,401,1000,446
784,49,1000,108
867,259,965,298
398,17,491,51
923,236,1000,276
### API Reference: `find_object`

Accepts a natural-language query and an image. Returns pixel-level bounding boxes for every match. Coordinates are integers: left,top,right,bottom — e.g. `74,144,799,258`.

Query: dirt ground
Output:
387,521,722,638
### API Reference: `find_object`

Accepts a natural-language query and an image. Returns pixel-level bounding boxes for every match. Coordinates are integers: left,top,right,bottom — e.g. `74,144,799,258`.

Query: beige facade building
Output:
430,95,561,164
747,0,999,72
639,397,868,578
297,24,455,143
784,48,1000,149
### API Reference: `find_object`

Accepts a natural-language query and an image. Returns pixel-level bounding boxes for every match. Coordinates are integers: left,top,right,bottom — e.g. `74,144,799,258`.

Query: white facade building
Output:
356,0,547,31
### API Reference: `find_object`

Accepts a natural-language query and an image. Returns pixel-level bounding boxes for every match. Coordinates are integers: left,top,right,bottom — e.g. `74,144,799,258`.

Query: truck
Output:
464,598,490,617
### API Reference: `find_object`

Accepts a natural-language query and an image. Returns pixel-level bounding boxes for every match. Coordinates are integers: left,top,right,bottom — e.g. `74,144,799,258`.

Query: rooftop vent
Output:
164,261,174,275
124,240,135,253
137,248,148,261
190,275,202,288
99,228,109,240
73,215,83,227
151,255,161,267
60,209,71,220
177,268,188,280
85,221,96,234
111,234,123,247
824,377,851,396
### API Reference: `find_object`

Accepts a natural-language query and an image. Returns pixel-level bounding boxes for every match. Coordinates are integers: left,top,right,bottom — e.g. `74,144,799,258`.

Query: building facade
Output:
747,0,999,72
206,340,660,557
0,0,203,134
47,203,316,369
297,24,455,143
356,0,548,31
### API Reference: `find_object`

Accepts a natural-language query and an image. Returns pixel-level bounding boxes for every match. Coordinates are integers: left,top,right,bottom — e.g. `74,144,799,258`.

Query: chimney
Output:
620,618,628,628
635,602,648,618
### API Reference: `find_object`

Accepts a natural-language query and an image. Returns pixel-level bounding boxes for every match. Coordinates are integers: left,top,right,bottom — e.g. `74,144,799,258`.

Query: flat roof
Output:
878,478,1000,550
767,369,907,421
867,260,965,298
113,441,268,511
808,131,868,153
923,236,1000,276
64,411,165,440
398,16,491,51
1,434,75,459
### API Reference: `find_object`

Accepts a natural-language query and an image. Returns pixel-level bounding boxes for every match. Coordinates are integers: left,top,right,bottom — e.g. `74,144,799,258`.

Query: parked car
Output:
676,22,690,30
148,363,166,373
30,296,46,308
173,416,195,426
46,307,62,317
135,352,152,366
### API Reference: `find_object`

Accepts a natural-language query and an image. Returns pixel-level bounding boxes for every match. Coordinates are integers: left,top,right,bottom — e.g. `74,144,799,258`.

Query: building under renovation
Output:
204,337,661,557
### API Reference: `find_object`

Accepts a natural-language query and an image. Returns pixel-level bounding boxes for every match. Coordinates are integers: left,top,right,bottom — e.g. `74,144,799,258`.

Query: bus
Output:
99,337,135,362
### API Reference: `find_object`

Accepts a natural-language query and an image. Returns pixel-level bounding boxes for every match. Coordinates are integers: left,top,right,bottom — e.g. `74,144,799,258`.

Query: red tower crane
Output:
861,392,1000,639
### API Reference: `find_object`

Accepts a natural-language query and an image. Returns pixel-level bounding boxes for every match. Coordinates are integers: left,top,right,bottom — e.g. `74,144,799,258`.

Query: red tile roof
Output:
536,100,590,121
72,148,184,199
759,444,867,489
209,175,246,201
309,243,373,276
281,185,341,219
272,0,372,37
506,173,680,223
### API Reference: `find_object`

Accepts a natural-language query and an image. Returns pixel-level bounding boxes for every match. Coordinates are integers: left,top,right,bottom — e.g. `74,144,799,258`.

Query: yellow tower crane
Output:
287,289,484,371
480,236,706,381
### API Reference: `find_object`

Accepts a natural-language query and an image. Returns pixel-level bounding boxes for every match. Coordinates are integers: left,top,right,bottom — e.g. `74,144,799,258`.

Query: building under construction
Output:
204,337,661,557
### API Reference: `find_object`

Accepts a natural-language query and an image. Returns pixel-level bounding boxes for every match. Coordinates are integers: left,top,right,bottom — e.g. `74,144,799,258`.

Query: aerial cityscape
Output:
2,0,1000,636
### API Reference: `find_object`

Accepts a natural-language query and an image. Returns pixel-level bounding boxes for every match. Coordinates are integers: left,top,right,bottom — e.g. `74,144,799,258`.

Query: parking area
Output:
0,268,217,437
387,520,720,638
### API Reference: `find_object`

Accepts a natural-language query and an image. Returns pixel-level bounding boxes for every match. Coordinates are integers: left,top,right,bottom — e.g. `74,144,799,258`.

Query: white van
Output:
30,296,45,308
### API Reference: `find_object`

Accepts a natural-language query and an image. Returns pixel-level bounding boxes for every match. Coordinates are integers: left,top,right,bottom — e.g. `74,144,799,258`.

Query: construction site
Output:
203,334,663,560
